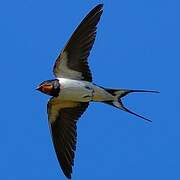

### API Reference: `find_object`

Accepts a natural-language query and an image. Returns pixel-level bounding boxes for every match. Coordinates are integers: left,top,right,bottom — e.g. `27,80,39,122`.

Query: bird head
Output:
36,79,60,97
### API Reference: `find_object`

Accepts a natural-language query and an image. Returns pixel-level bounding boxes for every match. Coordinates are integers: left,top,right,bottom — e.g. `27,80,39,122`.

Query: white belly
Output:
58,78,93,102
58,78,114,102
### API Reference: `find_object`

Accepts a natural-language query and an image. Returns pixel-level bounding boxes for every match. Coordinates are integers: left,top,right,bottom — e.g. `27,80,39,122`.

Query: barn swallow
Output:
37,4,158,179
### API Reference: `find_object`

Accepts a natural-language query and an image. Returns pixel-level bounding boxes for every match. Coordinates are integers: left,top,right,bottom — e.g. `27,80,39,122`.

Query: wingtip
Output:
97,3,104,7
95,3,104,11
66,174,72,179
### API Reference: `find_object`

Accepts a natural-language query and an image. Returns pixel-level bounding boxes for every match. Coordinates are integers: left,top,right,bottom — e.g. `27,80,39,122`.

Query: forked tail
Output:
104,89,159,122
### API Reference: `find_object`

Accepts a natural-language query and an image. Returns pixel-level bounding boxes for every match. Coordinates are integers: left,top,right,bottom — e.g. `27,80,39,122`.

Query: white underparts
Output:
58,78,114,102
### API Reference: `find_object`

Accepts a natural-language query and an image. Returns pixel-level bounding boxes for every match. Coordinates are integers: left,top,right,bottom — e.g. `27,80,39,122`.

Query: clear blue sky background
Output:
1,0,179,179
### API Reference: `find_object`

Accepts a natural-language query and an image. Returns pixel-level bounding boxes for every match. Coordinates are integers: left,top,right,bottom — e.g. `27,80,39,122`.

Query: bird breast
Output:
58,78,94,102
58,78,114,102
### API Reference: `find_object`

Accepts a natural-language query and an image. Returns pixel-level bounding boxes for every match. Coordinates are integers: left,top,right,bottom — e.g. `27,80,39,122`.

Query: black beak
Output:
36,86,41,91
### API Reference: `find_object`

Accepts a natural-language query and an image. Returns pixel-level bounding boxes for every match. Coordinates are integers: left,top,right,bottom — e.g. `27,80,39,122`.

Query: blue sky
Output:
1,0,180,179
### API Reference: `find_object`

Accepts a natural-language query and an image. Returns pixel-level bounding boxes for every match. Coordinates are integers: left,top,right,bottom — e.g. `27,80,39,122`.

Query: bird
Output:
36,4,158,179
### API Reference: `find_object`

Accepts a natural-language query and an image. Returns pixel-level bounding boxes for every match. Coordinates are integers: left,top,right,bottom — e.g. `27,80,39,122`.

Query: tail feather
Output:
104,89,159,122
118,99,152,122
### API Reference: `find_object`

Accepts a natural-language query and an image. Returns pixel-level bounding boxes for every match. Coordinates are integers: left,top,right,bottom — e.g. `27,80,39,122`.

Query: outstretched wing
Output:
47,97,89,179
53,4,103,82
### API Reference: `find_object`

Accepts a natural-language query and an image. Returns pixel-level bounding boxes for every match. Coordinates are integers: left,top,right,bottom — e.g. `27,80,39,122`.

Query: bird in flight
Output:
37,4,158,179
